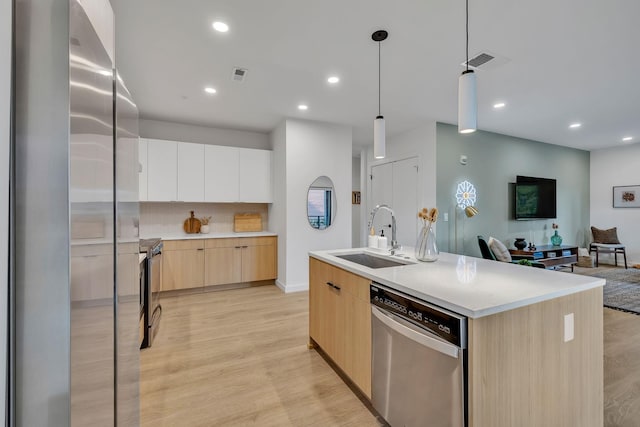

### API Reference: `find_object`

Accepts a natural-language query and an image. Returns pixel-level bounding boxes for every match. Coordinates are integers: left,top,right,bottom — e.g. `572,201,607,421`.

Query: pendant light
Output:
372,30,388,159
458,0,477,134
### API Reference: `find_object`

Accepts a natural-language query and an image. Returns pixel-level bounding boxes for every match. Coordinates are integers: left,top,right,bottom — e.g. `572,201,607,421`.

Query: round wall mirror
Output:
307,176,337,230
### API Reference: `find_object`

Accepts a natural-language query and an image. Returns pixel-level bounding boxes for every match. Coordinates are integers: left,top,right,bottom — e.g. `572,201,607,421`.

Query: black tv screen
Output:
514,176,557,220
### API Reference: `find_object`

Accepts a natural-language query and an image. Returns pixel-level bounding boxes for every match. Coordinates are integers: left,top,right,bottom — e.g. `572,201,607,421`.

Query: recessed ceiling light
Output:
204,87,217,94
622,136,633,142
212,21,229,33
493,102,506,109
298,104,308,111
569,123,581,129
327,76,340,84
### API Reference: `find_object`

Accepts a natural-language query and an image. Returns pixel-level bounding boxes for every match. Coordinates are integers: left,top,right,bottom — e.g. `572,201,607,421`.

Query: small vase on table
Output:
550,223,562,246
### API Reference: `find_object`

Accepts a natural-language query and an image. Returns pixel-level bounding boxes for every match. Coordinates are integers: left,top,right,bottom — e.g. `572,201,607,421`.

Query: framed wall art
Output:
613,185,640,208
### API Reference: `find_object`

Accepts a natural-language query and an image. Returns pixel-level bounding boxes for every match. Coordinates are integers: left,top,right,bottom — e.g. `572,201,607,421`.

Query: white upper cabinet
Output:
138,138,148,201
204,145,240,202
147,139,178,201
239,148,272,203
177,142,205,202
140,138,272,203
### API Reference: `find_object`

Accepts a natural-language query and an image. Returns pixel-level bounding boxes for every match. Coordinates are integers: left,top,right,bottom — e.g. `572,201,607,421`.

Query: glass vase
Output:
550,230,563,246
415,224,439,262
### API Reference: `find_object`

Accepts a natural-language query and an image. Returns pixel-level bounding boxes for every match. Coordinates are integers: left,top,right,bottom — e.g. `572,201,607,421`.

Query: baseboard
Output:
275,279,308,293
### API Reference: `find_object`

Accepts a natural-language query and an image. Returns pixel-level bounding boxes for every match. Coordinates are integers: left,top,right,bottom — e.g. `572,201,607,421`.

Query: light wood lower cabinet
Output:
204,236,277,286
309,258,371,397
162,236,277,291
162,239,205,291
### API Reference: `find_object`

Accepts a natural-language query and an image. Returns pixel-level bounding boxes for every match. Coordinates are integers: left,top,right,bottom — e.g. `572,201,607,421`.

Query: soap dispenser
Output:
378,229,388,249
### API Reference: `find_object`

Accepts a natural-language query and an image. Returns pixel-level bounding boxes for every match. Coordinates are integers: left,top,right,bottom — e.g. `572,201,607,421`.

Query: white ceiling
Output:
111,0,640,153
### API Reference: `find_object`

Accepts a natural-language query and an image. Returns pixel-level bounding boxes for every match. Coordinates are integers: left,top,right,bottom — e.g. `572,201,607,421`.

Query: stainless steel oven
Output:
140,238,162,348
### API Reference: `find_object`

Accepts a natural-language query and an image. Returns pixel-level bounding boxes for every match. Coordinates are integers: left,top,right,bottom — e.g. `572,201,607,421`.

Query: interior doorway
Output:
369,156,419,249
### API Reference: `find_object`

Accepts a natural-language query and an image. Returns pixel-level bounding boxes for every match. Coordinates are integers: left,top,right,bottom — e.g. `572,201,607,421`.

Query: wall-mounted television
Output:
514,175,557,220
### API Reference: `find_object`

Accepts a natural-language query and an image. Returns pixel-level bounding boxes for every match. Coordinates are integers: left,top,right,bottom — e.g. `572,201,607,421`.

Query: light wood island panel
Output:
468,287,603,427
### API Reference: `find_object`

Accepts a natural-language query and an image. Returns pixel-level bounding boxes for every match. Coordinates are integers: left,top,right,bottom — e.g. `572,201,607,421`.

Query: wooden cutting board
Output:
183,211,202,234
234,213,262,232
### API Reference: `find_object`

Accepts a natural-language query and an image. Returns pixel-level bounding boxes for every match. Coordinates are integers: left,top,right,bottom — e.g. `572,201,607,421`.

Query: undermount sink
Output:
335,252,413,269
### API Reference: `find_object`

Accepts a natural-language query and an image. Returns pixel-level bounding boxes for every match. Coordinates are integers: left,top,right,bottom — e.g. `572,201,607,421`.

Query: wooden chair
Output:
589,226,627,269
589,243,627,269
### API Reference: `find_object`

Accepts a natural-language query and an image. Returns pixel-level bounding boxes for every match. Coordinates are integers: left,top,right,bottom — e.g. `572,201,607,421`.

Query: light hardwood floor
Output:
142,285,640,426
141,285,383,426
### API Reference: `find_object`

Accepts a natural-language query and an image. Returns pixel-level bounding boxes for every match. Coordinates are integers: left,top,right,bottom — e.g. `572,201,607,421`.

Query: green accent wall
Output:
436,123,590,257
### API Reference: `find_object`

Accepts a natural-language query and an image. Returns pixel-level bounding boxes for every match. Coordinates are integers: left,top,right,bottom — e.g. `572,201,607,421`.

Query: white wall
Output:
361,121,437,247
271,119,352,292
352,157,361,247
1,0,11,421
139,202,269,237
591,144,640,266
139,118,270,149
268,121,287,286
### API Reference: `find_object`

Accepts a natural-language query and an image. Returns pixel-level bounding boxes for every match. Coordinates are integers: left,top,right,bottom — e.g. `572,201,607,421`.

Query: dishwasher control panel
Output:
371,283,466,348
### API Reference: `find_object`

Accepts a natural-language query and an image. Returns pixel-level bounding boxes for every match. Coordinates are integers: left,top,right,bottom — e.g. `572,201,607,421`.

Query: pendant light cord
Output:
378,41,381,116
466,0,469,72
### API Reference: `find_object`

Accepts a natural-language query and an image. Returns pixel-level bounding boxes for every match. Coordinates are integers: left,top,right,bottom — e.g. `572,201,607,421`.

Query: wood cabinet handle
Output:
234,246,242,249
197,248,204,251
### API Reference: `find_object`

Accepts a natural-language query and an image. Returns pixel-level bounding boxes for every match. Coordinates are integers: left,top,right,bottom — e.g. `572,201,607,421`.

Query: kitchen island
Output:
308,248,605,427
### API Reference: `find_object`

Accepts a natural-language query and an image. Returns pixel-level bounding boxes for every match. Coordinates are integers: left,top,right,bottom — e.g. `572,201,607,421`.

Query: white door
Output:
147,139,178,201
369,162,393,240
204,145,239,202
392,157,419,248
239,148,272,203
370,157,418,249
177,142,205,202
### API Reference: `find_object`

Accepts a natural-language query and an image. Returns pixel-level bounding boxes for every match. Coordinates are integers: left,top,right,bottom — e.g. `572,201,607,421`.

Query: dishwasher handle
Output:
372,305,460,359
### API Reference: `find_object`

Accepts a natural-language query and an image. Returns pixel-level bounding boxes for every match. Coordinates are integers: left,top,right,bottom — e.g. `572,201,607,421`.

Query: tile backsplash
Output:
140,202,269,236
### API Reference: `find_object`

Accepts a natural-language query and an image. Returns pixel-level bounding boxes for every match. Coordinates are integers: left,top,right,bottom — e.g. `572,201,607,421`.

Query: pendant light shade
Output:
458,70,477,134
458,0,477,134
374,116,386,159
372,30,388,158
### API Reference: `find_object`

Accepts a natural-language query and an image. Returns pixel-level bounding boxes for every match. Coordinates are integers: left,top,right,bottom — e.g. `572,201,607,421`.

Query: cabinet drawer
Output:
205,238,242,249
330,265,370,302
163,239,204,251
204,236,276,249
240,236,276,247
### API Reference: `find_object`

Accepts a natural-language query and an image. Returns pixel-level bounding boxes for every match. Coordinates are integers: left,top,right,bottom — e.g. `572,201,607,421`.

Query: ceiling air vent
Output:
232,67,248,82
467,53,494,68
461,51,510,70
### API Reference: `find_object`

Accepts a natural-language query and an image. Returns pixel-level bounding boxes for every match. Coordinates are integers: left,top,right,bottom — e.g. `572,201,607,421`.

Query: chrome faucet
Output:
367,204,400,253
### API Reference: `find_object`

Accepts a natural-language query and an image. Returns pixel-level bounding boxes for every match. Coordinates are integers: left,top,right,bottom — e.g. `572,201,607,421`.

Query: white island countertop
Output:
141,231,277,241
309,247,604,319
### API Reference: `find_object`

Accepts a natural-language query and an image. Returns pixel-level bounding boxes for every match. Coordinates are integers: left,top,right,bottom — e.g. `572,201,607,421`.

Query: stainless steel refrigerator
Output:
12,0,140,424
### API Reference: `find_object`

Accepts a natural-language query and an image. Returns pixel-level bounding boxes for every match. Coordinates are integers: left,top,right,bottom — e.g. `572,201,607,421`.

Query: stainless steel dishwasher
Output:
371,283,467,427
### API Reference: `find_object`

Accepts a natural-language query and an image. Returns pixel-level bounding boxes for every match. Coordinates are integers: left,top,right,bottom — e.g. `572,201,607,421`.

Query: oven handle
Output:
372,305,460,359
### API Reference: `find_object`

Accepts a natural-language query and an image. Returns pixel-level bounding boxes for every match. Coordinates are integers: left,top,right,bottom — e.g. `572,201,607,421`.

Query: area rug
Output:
573,267,640,315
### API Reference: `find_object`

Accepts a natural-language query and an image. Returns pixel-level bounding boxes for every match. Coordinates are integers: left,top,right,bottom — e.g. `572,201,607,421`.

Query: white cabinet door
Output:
204,145,239,202
147,139,177,201
177,142,205,202
138,138,148,201
239,148,272,203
